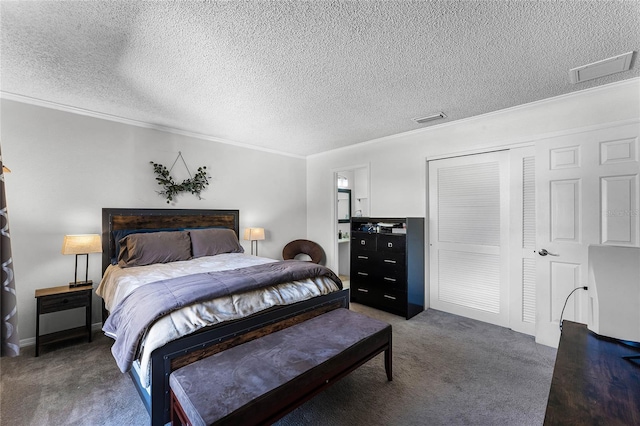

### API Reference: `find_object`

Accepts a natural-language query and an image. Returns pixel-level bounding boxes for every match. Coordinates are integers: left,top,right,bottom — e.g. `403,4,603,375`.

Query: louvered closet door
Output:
508,147,536,336
429,151,510,327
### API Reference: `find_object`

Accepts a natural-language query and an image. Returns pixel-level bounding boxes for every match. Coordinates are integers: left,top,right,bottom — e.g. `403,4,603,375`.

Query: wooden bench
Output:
169,308,392,426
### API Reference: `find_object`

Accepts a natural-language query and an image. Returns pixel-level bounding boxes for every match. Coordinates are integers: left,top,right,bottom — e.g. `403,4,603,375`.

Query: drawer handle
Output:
360,240,366,245
358,256,369,260
383,294,397,300
383,277,396,282
383,259,396,264
357,288,369,293
388,242,393,248
357,272,369,276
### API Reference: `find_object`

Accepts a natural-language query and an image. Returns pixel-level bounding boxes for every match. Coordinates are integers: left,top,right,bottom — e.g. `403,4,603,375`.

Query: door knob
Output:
538,249,559,257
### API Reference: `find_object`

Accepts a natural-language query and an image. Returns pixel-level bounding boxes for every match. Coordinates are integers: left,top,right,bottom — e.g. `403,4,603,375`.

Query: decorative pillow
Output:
118,231,191,268
189,228,244,258
111,228,180,264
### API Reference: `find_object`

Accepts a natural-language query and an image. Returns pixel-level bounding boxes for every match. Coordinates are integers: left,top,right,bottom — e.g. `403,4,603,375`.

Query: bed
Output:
98,208,349,426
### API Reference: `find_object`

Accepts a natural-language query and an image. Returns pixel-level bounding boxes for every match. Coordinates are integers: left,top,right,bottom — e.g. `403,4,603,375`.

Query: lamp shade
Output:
243,228,265,241
61,234,102,255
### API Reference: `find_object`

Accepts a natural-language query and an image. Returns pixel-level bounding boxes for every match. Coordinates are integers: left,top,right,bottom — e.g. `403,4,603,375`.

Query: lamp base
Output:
69,280,93,288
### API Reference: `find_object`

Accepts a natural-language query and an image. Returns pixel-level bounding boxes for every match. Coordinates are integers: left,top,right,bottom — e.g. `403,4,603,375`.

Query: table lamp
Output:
61,234,102,287
243,227,265,256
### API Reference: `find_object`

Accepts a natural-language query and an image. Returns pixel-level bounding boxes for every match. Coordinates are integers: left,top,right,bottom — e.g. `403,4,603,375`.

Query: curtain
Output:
1,146,19,357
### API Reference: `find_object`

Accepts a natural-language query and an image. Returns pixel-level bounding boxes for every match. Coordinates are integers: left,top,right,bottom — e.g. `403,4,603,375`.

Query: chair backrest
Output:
282,239,324,264
587,244,640,342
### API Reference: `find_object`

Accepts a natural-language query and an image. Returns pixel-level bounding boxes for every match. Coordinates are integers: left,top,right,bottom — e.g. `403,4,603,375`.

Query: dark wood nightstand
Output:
34,284,93,356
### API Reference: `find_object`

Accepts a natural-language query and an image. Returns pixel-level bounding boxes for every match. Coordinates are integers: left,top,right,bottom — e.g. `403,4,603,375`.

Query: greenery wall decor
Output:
150,152,210,203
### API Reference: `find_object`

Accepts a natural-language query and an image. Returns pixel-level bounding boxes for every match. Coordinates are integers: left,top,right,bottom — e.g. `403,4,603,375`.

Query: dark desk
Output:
544,321,640,425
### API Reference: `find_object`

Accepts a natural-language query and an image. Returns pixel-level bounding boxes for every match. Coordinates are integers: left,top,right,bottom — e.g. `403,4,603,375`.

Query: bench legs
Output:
385,345,393,381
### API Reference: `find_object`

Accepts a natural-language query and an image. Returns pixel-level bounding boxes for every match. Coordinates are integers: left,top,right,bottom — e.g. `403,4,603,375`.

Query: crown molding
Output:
0,92,305,160
308,77,640,159
3,76,638,160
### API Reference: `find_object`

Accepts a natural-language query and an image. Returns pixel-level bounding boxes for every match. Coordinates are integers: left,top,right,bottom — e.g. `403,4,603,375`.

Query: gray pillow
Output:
190,228,244,258
118,231,191,268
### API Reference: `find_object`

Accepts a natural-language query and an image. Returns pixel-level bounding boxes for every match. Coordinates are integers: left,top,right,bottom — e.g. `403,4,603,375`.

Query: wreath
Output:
150,152,210,203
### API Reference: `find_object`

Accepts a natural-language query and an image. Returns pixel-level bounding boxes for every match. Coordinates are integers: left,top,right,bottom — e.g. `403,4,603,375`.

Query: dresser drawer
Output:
39,291,89,314
377,272,406,291
378,288,406,313
351,268,375,285
377,234,406,253
351,250,376,271
352,251,374,263
378,252,405,273
350,284,377,305
352,232,377,252
351,254,375,284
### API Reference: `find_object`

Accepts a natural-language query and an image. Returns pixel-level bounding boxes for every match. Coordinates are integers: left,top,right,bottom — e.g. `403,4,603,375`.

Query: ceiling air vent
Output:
413,112,446,124
569,51,635,84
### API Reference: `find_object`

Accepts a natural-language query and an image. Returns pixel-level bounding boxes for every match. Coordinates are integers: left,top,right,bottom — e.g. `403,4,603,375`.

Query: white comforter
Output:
96,253,340,387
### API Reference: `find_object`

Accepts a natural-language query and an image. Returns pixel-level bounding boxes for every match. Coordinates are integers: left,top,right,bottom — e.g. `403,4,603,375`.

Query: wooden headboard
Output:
101,208,240,273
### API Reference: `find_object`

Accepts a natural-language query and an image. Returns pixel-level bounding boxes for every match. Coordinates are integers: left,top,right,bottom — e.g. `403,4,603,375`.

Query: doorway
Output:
334,165,370,287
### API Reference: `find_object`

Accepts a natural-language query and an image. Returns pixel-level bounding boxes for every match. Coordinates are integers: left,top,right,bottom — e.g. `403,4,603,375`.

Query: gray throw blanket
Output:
103,260,342,373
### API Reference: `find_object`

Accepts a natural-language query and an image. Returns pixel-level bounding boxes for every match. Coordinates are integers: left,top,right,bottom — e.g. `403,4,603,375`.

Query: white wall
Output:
4,78,639,344
1,99,307,343
307,78,640,279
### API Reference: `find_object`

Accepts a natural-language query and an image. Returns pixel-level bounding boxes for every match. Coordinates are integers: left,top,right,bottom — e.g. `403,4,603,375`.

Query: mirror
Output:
337,189,351,223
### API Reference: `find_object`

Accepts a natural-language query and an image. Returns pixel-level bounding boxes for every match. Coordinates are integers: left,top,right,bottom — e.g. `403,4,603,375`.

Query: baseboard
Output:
19,322,104,348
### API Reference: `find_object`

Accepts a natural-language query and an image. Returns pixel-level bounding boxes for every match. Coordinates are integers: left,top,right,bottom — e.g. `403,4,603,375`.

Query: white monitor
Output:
587,244,640,343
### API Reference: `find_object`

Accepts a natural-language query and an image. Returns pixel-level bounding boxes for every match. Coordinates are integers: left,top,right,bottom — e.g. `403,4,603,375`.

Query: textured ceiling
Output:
1,1,639,157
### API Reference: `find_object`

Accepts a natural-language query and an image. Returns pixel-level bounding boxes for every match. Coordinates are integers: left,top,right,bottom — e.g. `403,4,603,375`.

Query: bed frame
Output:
101,208,350,426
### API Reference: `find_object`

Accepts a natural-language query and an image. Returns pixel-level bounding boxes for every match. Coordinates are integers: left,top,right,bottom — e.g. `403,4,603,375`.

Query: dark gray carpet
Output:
0,304,556,426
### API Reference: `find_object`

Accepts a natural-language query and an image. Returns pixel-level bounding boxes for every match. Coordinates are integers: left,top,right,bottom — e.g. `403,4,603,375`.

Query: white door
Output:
535,122,640,347
429,151,511,327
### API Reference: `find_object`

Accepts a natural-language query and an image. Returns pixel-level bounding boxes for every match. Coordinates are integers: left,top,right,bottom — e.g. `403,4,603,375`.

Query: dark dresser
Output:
350,217,425,319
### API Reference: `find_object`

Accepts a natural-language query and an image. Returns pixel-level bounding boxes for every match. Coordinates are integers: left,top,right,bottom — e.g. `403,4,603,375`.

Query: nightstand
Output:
34,284,93,356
